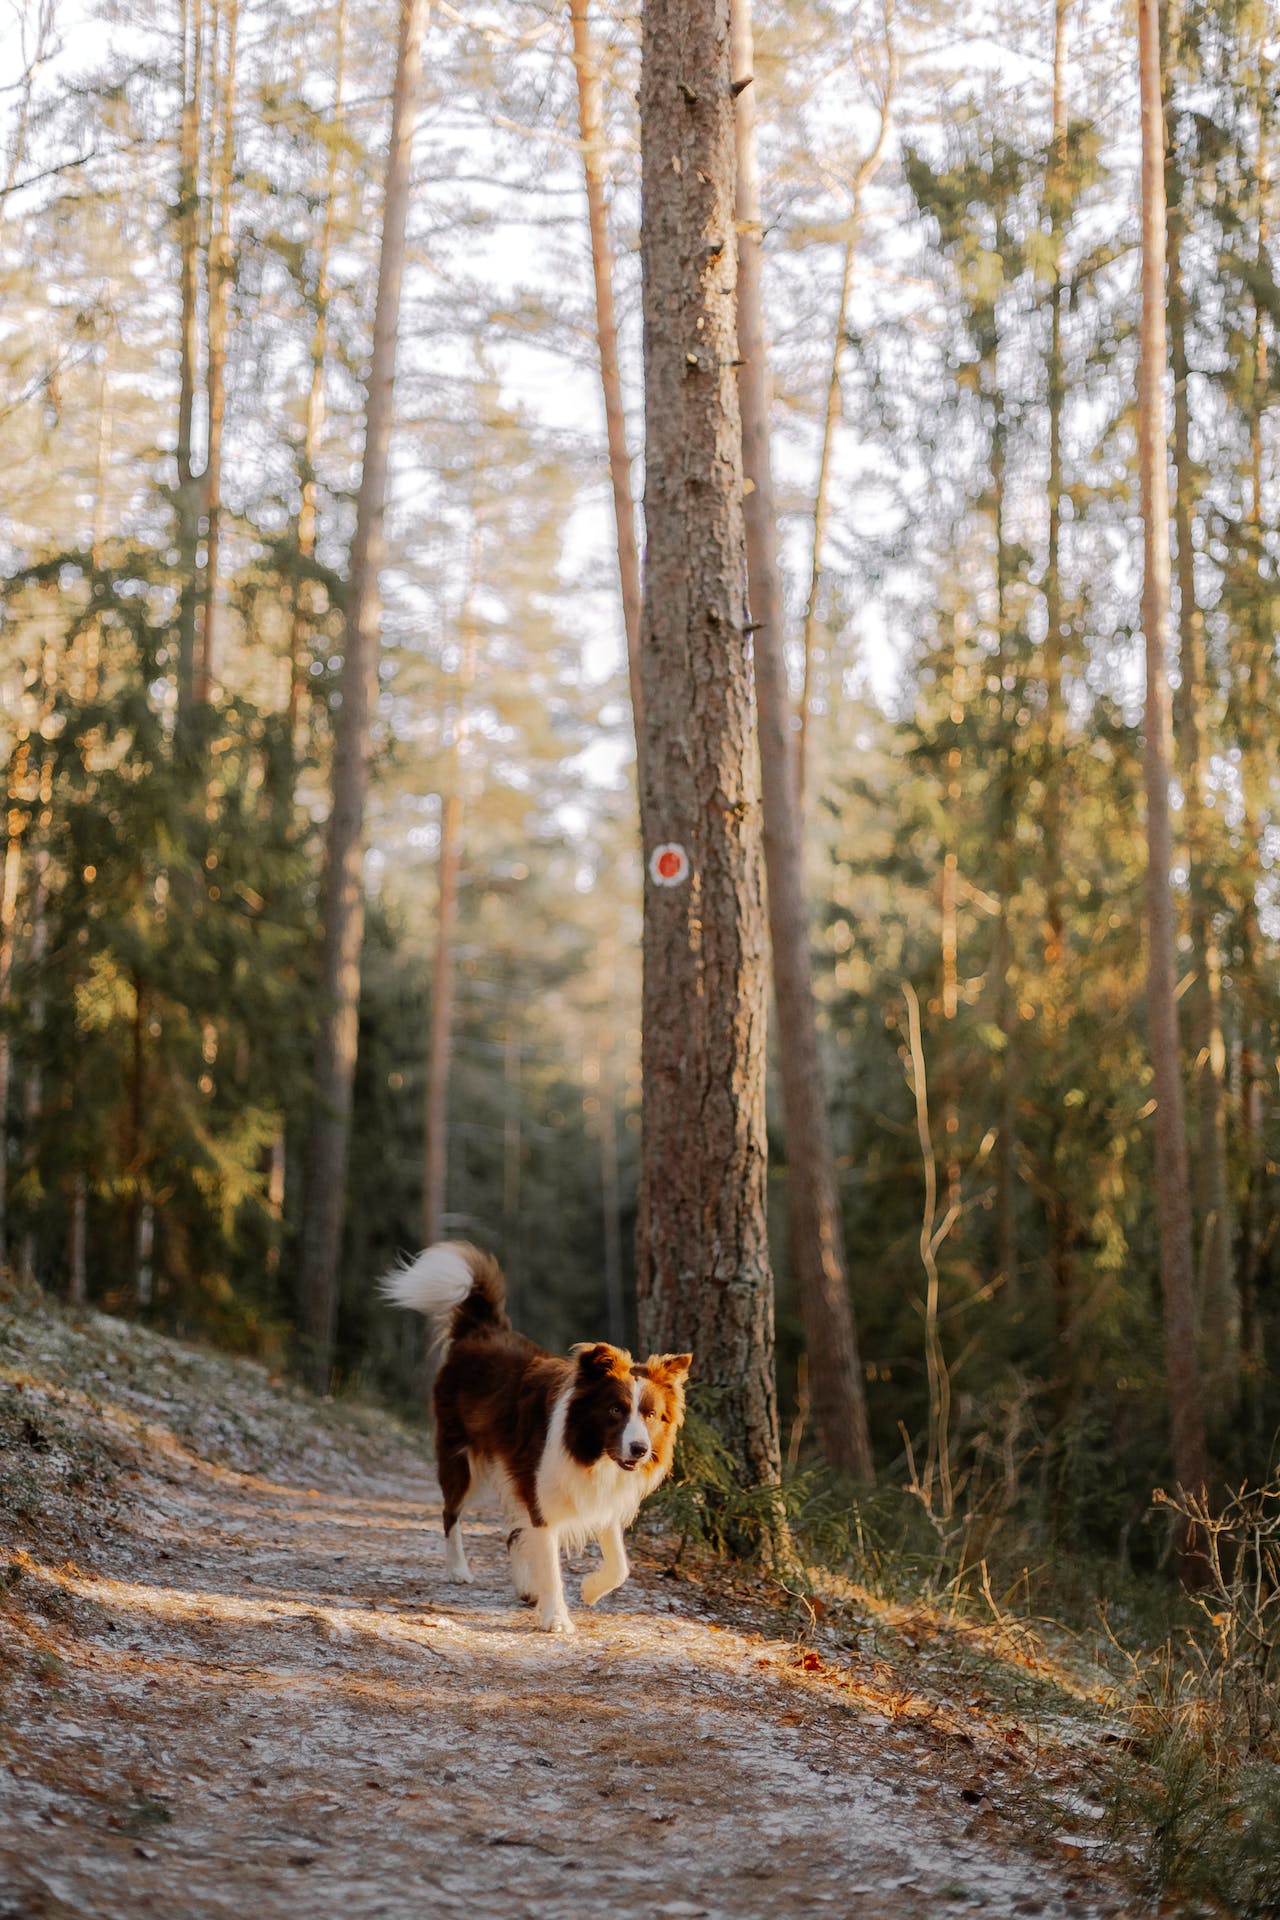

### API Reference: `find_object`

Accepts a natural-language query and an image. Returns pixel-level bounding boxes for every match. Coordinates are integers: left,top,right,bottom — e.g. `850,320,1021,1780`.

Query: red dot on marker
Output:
656,850,681,879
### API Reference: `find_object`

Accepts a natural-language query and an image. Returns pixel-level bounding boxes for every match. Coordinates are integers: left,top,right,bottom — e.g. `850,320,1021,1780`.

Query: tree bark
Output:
287,0,348,748
298,0,431,1391
197,0,238,706
569,0,644,746
0,743,26,1268
1163,41,1236,1393
795,0,895,810
635,0,779,1487
1043,0,1075,1389
175,0,203,712
729,0,872,1481
1136,0,1211,1560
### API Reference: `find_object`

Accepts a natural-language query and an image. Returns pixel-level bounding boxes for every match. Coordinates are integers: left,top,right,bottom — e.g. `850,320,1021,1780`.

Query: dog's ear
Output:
645,1352,692,1387
571,1341,627,1377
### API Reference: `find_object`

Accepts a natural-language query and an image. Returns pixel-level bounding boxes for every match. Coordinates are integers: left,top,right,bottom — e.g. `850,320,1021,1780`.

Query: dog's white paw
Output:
581,1570,617,1608
444,1539,473,1584
537,1607,577,1636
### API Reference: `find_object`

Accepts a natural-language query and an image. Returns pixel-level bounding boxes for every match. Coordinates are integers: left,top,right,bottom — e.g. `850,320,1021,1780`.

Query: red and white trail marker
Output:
649,842,690,888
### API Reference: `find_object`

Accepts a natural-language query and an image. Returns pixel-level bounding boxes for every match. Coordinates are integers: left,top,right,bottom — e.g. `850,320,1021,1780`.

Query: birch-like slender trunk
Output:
795,1,895,809
0,746,25,1266
730,0,872,1481
1136,0,1211,1568
569,0,644,744
636,0,779,1487
298,0,431,1391
197,0,238,705
1042,0,1078,1394
1164,73,1236,1392
1237,131,1271,1434
175,0,203,711
287,0,348,746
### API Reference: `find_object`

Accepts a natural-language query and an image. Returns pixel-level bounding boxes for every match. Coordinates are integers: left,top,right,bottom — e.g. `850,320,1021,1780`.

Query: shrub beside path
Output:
1,1294,1130,1919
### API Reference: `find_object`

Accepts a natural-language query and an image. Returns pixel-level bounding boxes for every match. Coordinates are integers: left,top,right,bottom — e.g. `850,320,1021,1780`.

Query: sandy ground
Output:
0,1300,1136,1919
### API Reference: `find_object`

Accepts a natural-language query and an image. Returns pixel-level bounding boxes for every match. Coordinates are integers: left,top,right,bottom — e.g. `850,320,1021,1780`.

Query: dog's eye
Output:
615,1403,630,1418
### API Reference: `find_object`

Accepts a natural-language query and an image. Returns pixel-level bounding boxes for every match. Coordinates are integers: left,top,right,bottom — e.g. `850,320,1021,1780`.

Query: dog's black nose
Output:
628,1439,648,1461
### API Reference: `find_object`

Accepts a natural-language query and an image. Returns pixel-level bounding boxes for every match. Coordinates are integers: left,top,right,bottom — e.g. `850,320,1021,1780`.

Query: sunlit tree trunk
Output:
197,0,238,705
636,0,779,1487
1164,29,1236,1396
991,340,1018,1304
595,939,625,1345
569,0,644,744
730,0,872,1481
298,0,431,1391
175,0,203,712
796,0,895,810
1042,0,1077,1392
1237,117,1271,1435
0,741,26,1268
1136,0,1211,1564
287,0,347,749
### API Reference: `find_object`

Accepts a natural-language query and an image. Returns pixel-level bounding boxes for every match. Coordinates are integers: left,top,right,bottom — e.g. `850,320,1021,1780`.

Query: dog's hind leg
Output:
506,1527,536,1605
581,1520,629,1608
437,1439,474,1584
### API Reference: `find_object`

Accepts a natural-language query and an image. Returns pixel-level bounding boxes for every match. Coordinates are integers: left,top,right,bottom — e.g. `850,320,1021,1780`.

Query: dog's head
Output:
566,1343,692,1475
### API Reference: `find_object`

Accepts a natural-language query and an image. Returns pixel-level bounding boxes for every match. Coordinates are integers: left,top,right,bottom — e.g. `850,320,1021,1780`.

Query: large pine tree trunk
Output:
729,0,872,1482
635,0,779,1488
1136,0,1211,1562
569,0,644,743
297,0,430,1391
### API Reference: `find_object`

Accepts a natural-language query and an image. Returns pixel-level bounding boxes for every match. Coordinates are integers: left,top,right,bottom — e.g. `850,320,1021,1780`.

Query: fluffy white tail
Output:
378,1242,476,1318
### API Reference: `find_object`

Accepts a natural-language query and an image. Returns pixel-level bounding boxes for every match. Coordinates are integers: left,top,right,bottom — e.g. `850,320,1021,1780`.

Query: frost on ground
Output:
1,1289,1134,1920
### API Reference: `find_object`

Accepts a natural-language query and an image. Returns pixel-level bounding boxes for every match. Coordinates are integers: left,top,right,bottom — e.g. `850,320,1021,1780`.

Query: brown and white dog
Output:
380,1241,691,1634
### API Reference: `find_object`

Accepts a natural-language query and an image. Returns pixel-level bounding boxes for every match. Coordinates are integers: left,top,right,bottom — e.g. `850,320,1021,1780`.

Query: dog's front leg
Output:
581,1521,629,1608
523,1526,575,1635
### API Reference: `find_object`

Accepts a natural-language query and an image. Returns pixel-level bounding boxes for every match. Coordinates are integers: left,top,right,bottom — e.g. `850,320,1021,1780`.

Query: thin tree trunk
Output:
197,0,238,706
992,370,1018,1304
796,0,896,809
1237,126,1271,1436
131,971,151,1305
0,744,26,1266
1136,0,1211,1564
502,1011,521,1315
569,0,644,745
596,941,625,1345
1043,0,1070,967
297,0,431,1392
287,0,348,747
730,0,872,1481
1164,55,1236,1390
422,793,461,1246
68,1175,87,1307
422,585,475,1249
175,0,203,712
1043,0,1076,1391
635,0,779,1487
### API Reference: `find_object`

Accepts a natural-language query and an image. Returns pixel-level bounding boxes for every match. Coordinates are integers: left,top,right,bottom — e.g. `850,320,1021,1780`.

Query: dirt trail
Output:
1,1302,1130,1920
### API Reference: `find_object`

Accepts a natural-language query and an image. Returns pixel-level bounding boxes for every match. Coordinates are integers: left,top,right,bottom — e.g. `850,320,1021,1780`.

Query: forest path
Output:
1,1303,1129,1920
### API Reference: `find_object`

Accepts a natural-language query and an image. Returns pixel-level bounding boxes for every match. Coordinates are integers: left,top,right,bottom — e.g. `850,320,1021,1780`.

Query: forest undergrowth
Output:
654,1404,1280,1917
